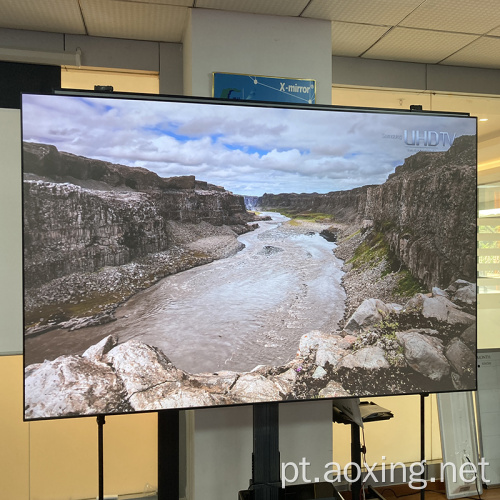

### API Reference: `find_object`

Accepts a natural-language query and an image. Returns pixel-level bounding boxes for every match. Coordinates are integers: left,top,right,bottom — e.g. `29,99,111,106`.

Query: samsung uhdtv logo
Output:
404,130,457,147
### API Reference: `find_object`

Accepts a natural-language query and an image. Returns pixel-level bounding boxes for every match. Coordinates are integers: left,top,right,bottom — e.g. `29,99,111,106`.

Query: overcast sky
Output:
22,94,476,196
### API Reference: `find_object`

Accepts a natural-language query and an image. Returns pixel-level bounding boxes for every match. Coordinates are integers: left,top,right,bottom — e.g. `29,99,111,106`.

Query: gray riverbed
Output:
26,213,346,373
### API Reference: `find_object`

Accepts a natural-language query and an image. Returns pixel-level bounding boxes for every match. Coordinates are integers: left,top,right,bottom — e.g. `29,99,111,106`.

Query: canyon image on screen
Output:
22,94,477,420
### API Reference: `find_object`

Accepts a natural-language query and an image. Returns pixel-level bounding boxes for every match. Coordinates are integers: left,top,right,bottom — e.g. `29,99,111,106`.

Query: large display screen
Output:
22,92,477,420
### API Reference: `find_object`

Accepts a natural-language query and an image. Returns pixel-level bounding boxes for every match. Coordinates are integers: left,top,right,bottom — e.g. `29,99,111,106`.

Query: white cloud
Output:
22,94,476,196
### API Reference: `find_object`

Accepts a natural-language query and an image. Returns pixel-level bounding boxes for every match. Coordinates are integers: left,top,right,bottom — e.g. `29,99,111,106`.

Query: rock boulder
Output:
343,298,393,335
24,355,128,419
396,330,450,381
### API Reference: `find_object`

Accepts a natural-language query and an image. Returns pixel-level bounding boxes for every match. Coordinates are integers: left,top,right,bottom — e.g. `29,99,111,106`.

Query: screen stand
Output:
158,409,180,500
97,415,105,500
250,403,282,500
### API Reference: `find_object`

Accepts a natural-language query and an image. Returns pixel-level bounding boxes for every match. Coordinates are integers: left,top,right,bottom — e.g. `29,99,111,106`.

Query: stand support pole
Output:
97,415,105,500
158,410,180,500
351,422,362,500
251,403,281,500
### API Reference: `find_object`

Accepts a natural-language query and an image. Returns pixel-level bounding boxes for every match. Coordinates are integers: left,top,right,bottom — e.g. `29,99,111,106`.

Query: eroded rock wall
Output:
258,135,476,289
259,185,375,223
23,143,249,288
367,135,476,288
371,146,476,288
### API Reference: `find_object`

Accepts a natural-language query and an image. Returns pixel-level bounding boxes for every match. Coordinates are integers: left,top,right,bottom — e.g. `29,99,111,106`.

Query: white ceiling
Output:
1,0,500,69
3,0,500,171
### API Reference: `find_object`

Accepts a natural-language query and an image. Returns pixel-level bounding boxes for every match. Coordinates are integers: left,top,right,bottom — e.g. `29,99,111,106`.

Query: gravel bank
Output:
332,224,419,325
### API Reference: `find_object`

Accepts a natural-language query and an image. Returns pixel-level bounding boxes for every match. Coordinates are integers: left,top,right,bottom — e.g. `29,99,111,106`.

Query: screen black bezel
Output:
21,89,478,421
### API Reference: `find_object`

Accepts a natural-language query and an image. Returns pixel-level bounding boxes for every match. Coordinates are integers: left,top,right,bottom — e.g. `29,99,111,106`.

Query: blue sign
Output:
213,72,316,104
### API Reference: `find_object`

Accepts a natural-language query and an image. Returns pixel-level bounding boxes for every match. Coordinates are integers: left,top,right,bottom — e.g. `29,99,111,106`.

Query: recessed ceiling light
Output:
479,118,489,121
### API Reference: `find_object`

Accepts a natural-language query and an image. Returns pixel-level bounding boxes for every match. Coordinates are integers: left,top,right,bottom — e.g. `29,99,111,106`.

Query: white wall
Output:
0,27,63,52
332,55,500,96
159,42,183,95
0,108,23,355
279,401,334,484
65,34,159,71
184,9,332,104
193,406,252,498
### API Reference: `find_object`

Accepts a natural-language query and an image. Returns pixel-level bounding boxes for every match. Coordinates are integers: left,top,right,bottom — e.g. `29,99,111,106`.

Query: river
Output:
25,213,346,373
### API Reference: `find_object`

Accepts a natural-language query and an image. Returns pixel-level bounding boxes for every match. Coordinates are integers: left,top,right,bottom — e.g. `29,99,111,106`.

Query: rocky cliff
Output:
370,136,476,289
23,142,252,289
260,185,375,223
258,135,476,289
